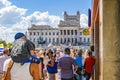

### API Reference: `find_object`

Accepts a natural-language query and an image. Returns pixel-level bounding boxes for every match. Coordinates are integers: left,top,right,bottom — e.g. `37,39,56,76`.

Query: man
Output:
0,49,10,79
2,32,42,80
58,48,78,80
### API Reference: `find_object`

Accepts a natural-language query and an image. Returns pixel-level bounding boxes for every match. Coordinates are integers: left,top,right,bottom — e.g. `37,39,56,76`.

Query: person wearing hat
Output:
2,32,42,80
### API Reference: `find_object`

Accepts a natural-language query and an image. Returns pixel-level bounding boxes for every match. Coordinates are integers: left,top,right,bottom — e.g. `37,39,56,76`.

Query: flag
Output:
0,44,4,52
88,8,91,27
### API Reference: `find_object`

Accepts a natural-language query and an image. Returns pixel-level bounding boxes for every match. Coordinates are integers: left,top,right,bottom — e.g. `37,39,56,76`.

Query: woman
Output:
84,51,95,80
75,49,84,80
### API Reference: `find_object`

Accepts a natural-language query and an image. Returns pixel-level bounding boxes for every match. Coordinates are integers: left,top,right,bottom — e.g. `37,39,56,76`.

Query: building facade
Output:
27,11,91,47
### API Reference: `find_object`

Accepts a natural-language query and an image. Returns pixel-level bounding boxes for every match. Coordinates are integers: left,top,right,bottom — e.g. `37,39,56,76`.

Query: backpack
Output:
10,38,31,63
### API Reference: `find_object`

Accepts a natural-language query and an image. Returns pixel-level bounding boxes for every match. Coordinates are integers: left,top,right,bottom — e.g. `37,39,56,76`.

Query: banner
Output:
0,44,4,52
88,8,91,27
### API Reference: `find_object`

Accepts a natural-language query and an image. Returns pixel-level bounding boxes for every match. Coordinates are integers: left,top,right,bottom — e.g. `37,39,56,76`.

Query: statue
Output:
37,36,46,44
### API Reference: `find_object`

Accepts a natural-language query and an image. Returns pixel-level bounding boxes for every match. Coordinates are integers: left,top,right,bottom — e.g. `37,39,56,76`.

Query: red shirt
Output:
85,56,95,73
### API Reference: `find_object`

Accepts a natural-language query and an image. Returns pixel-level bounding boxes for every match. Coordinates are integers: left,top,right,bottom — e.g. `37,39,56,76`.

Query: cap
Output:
14,32,25,40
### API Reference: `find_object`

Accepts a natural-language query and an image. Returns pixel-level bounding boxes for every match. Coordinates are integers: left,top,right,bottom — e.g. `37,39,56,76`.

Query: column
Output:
100,0,120,80
94,22,99,80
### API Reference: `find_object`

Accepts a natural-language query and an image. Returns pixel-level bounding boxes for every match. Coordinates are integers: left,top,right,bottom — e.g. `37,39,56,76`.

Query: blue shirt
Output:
75,56,82,67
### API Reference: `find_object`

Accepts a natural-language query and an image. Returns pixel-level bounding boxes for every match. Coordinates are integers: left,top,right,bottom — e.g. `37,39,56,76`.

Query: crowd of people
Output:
0,32,96,80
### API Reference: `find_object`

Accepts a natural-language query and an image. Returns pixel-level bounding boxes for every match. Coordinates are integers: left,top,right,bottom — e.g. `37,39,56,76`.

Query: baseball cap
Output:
14,32,26,40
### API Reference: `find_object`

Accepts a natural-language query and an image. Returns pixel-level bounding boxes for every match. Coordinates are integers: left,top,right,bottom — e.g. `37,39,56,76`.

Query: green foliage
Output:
0,40,12,48
6,43,12,48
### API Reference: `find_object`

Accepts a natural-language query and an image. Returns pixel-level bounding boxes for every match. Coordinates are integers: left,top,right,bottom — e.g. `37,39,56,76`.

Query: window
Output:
49,32,51,35
49,38,51,43
67,30,70,35
53,38,55,42
72,38,74,43
64,38,66,43
64,30,66,35
84,38,86,42
75,30,77,35
57,32,59,35
42,32,44,35
75,38,77,43
80,32,82,35
34,32,35,35
53,32,55,35
61,38,62,43
33,38,35,42
46,38,47,42
79,37,82,42
71,30,73,35
88,38,90,42
37,32,39,35
46,32,47,35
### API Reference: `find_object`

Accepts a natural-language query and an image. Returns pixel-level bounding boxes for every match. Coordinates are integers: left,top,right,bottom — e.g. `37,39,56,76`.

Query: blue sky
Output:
9,0,91,17
0,0,91,42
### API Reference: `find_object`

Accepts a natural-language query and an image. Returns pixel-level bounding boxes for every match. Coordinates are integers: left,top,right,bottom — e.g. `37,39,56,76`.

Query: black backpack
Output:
10,39,30,63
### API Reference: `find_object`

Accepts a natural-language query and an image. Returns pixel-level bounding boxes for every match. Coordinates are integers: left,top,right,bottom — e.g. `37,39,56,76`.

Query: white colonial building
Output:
27,11,91,47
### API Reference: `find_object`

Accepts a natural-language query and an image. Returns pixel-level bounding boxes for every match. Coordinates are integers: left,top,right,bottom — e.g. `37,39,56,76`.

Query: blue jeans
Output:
85,72,91,80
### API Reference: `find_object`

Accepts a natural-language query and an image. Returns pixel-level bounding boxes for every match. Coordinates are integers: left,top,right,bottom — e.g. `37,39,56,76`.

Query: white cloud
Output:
0,0,88,43
80,14,88,28
0,0,27,42
0,5,27,26
24,11,62,28
0,0,11,8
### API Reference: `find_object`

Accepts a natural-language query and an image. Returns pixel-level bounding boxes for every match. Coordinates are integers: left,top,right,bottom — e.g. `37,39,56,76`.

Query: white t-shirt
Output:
11,63,33,80
3,58,11,71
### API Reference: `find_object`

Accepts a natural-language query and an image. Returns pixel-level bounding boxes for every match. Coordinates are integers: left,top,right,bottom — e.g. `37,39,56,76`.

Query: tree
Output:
6,43,12,48
0,40,12,48
0,40,7,47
